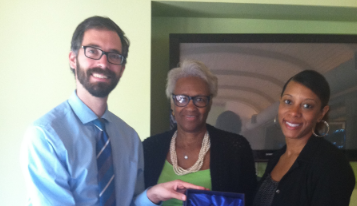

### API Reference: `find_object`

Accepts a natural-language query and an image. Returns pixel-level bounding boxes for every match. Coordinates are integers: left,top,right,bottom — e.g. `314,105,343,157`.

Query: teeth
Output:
93,73,108,79
286,121,300,127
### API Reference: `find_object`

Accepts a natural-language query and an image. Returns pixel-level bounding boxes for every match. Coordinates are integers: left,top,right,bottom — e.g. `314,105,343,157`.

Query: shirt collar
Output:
68,91,112,124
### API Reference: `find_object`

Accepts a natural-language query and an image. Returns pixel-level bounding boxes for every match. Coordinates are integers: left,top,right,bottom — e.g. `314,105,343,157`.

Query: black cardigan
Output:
143,124,257,206
256,136,355,206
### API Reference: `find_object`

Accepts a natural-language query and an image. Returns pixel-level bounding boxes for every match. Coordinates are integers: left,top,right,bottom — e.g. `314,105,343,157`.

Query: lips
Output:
185,115,196,120
88,67,114,83
182,113,199,121
284,120,302,129
88,67,114,79
92,73,108,79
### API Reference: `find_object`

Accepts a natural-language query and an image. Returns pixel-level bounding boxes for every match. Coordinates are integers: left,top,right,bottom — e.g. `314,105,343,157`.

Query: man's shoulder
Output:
106,111,139,136
106,111,128,126
23,100,77,151
32,100,72,128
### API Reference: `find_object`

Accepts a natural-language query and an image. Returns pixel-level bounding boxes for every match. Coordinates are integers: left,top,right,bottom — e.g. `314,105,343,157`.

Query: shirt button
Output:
276,189,280,194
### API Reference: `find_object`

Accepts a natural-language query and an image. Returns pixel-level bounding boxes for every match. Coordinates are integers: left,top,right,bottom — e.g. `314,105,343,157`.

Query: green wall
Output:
156,0,357,8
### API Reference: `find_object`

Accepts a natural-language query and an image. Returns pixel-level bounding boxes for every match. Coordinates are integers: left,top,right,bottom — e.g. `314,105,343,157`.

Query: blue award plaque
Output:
184,189,245,206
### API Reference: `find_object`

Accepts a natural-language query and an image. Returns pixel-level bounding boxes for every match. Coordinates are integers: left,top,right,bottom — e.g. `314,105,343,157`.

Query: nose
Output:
185,98,197,110
289,105,301,117
96,53,110,69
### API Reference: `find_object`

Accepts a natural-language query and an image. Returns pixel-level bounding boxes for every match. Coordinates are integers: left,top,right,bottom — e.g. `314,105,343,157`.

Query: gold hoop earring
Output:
312,120,329,137
273,115,280,128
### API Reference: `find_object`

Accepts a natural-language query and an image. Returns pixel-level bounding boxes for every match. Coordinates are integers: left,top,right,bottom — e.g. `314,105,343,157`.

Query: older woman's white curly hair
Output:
165,60,218,99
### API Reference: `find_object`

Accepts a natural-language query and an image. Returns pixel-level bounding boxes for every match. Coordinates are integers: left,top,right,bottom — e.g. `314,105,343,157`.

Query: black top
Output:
253,174,279,206
143,124,257,206
255,136,355,206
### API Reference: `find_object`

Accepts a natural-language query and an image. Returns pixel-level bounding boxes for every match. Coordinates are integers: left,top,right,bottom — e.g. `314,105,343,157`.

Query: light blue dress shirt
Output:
21,91,157,206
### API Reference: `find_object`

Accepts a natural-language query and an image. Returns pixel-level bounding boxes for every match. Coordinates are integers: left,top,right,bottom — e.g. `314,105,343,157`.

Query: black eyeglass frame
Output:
171,94,211,108
81,46,125,65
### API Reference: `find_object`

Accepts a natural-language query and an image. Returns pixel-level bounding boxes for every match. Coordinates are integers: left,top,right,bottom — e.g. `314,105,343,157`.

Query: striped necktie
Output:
93,119,116,206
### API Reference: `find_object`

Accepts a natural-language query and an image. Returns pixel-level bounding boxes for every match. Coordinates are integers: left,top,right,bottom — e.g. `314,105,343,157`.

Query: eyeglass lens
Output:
83,46,123,65
173,95,209,107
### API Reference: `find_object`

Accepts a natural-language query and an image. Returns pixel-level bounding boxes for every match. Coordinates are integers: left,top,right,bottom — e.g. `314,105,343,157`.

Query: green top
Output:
157,160,212,206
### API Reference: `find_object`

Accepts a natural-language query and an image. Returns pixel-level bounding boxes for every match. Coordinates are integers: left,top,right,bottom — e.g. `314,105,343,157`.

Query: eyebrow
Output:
85,44,122,54
282,94,317,102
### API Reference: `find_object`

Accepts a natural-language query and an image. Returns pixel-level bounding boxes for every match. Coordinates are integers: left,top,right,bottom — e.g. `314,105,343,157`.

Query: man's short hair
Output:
70,16,130,73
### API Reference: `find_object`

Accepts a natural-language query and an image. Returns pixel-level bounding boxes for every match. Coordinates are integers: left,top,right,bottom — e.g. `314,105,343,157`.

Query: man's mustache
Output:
87,67,115,79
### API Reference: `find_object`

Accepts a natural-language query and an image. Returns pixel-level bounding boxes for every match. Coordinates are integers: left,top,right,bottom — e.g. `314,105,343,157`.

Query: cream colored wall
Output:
0,0,150,205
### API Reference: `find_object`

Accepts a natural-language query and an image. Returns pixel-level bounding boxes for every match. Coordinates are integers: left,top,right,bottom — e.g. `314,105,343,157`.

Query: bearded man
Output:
21,16,204,206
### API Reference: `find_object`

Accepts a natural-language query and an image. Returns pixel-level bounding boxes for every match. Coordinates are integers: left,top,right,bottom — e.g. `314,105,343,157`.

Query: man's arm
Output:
134,180,208,205
147,180,208,203
21,126,75,206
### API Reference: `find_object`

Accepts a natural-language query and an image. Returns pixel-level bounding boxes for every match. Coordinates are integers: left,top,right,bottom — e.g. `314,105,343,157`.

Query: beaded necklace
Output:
170,131,210,175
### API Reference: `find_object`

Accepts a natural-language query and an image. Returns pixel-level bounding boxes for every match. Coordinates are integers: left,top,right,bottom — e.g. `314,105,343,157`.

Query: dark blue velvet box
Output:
183,189,245,206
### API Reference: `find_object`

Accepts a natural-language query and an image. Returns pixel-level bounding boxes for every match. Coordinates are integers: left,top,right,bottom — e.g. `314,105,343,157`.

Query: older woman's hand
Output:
146,180,208,204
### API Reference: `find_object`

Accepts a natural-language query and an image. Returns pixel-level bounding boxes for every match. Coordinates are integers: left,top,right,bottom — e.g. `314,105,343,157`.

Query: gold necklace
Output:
170,131,210,175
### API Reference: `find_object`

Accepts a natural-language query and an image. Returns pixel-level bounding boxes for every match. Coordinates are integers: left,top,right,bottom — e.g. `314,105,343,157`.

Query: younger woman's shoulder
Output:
310,137,353,172
313,137,346,158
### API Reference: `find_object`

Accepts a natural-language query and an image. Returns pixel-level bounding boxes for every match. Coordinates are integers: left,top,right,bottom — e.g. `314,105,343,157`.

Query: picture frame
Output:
170,33,357,161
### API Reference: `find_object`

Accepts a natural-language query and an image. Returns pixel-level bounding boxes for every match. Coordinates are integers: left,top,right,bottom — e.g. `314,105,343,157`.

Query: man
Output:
21,16,204,206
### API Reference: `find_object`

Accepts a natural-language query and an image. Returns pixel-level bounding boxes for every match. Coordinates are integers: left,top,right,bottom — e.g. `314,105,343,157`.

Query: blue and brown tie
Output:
93,119,116,206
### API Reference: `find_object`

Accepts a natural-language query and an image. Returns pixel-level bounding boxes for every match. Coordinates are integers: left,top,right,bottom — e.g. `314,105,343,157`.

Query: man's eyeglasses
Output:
82,46,124,65
172,94,211,108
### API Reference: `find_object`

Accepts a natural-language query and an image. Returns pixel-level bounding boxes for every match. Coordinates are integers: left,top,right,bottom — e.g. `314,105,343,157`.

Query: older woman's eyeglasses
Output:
172,94,211,108
82,46,124,65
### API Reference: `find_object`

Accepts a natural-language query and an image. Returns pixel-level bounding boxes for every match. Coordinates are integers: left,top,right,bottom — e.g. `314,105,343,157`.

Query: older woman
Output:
143,60,257,206
253,70,355,206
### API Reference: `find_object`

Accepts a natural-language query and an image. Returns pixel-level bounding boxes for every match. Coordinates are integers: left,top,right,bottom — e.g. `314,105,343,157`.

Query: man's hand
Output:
146,180,208,204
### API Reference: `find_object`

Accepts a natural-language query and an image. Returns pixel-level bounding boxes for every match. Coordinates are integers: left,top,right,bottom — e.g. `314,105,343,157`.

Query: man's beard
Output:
76,61,120,98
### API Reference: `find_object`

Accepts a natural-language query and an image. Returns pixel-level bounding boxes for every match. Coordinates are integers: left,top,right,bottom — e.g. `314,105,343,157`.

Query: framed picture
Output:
170,34,357,161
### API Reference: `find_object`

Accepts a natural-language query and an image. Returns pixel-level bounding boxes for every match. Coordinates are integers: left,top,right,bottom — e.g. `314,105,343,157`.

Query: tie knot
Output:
93,119,105,131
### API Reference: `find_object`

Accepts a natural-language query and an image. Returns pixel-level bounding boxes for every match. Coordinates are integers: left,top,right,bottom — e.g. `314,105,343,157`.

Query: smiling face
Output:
278,80,329,141
69,29,125,98
172,76,212,134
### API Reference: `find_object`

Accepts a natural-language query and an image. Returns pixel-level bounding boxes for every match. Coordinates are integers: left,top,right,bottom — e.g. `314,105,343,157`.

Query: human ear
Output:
318,105,330,121
207,98,213,112
170,101,174,111
69,51,77,70
170,99,175,113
